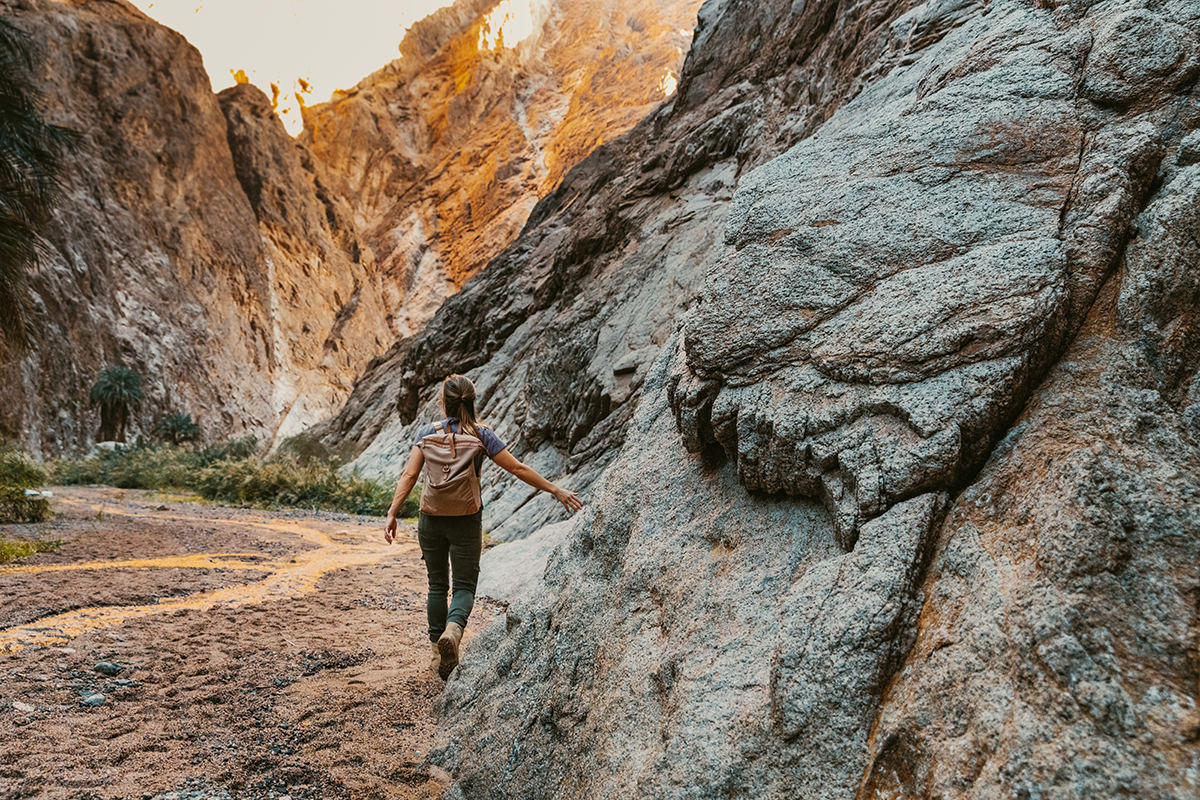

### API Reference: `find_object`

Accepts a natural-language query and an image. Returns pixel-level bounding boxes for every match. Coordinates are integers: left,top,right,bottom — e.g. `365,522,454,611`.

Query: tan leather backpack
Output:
418,421,485,516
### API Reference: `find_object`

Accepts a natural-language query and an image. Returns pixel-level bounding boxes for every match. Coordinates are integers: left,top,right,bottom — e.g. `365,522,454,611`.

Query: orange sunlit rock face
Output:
301,0,701,338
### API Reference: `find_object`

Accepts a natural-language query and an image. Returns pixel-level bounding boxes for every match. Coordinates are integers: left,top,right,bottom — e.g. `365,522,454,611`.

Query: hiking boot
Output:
429,642,441,674
437,622,464,680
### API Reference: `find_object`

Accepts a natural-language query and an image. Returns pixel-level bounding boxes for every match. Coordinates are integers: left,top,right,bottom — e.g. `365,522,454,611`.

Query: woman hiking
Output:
384,374,582,679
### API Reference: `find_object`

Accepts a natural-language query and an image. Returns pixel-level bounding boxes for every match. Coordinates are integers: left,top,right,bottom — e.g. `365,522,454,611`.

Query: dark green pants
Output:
417,510,482,642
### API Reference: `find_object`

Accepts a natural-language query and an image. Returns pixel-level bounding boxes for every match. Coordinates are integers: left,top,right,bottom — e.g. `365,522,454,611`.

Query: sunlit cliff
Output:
0,0,697,453
301,0,699,337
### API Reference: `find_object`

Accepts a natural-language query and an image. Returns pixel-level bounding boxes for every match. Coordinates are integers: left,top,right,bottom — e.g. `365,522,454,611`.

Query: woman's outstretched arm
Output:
384,446,424,544
491,448,583,513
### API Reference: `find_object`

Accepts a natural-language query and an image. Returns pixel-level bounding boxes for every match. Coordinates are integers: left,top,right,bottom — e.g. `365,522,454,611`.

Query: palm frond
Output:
90,366,145,414
0,14,78,351
0,213,36,346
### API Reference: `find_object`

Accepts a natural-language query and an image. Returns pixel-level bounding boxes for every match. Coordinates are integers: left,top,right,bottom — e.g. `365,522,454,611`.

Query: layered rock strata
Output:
370,0,1200,797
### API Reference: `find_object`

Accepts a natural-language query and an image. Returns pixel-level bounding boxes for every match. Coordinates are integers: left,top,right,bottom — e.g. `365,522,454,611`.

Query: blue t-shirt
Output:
412,418,507,459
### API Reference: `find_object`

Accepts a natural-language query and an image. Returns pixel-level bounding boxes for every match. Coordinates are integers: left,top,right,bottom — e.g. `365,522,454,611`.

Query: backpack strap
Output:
434,420,445,435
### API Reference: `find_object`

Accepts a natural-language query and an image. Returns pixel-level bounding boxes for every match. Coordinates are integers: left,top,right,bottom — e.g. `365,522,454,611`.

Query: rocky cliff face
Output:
321,0,1199,796
0,0,692,455
0,0,388,453
300,0,699,338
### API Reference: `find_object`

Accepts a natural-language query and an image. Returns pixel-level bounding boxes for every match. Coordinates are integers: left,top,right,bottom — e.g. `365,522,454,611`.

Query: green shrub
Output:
0,448,51,523
50,455,106,485
46,437,413,517
194,456,405,516
276,432,364,466
0,537,60,563
0,447,45,489
152,411,201,445
49,438,260,490
198,436,259,464
105,446,200,490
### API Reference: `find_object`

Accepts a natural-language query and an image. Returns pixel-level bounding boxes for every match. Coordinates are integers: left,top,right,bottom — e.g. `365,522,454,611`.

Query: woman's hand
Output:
385,514,398,544
492,449,582,512
552,486,583,513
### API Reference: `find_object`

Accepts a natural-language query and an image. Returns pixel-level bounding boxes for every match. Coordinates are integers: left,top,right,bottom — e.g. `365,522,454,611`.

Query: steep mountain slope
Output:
320,0,1199,796
301,0,699,337
0,0,387,453
323,0,909,538
0,0,694,456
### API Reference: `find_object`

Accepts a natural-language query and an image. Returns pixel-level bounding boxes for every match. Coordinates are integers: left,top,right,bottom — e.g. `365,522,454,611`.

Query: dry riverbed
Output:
0,487,492,800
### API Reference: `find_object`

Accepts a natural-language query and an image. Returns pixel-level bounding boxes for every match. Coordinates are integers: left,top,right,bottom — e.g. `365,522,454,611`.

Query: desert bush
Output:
47,437,412,517
0,537,60,564
276,431,364,466
50,454,106,485
152,411,201,445
0,447,51,523
197,436,259,464
194,456,406,516
50,437,260,489
105,446,201,490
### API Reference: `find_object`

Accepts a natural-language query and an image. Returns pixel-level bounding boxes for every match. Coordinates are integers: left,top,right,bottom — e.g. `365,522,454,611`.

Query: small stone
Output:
95,661,123,676
81,693,105,707
13,701,34,713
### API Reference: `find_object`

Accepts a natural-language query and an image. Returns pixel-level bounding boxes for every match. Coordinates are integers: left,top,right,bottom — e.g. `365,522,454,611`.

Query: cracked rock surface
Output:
418,0,1199,798
670,0,1197,546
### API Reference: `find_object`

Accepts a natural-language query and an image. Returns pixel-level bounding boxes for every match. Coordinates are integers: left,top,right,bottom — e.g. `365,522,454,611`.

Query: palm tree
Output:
89,366,144,443
0,16,77,351
152,411,201,446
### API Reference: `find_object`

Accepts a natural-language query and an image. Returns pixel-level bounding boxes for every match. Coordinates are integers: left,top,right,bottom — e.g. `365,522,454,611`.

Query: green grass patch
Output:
48,438,417,517
0,537,61,564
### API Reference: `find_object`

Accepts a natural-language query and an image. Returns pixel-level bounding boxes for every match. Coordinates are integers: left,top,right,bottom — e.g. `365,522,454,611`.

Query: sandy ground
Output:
0,487,493,800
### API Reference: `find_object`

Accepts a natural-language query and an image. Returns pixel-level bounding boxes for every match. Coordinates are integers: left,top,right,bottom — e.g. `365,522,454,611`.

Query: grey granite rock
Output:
669,0,1195,546
435,351,948,799
862,265,1200,799
423,0,1200,797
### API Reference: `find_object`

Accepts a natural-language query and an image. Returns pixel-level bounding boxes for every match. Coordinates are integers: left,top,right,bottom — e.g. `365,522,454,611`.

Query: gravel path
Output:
0,486,478,799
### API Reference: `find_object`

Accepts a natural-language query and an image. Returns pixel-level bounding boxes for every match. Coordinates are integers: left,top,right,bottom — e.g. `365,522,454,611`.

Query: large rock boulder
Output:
864,144,1200,798
669,0,1195,548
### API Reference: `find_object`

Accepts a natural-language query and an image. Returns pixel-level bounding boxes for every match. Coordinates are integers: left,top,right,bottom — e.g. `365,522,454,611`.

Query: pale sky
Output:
131,1,460,134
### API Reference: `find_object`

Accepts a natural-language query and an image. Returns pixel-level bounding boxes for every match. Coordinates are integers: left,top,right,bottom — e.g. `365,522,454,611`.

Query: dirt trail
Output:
0,487,482,800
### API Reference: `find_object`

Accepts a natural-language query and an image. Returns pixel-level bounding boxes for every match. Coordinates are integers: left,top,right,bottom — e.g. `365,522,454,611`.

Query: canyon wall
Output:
300,0,699,337
0,0,387,453
0,0,691,456
320,0,1199,796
